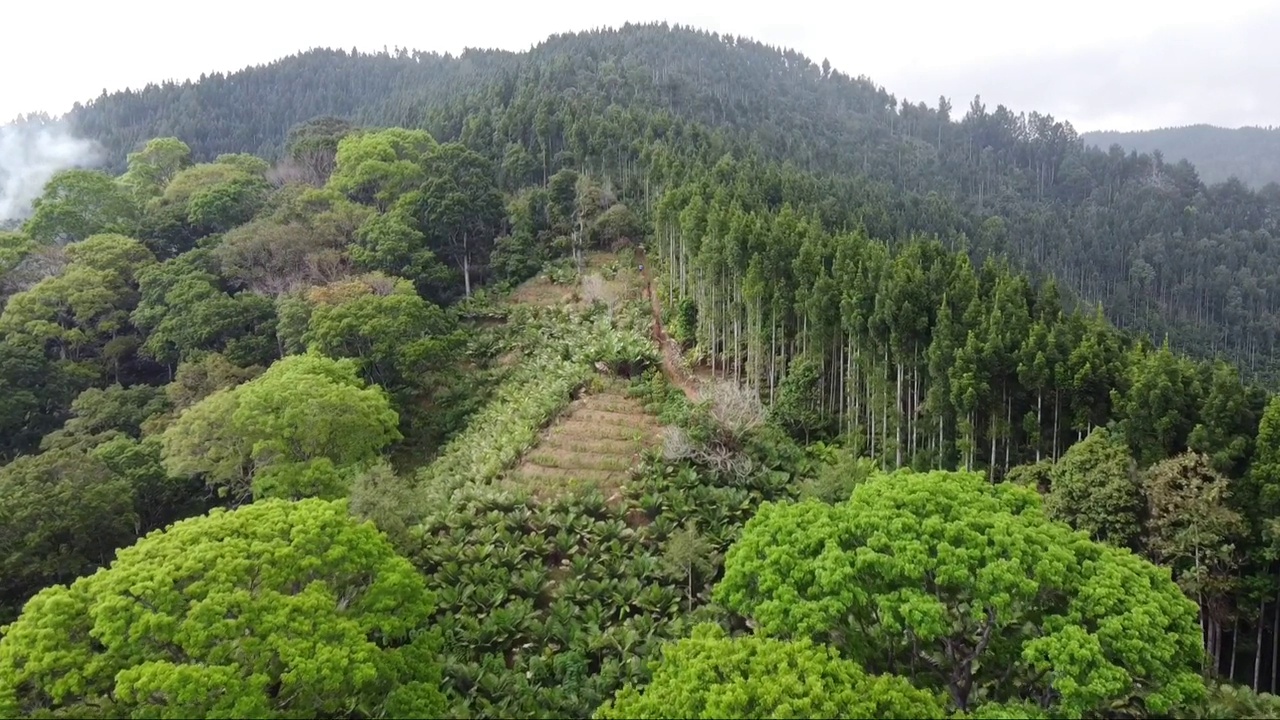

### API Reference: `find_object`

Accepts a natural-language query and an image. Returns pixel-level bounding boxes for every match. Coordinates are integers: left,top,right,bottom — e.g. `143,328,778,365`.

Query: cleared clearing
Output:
503,377,663,503
500,247,668,502
508,251,641,309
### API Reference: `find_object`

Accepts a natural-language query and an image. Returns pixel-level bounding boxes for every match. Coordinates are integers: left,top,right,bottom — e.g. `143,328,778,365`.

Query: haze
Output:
3,0,1277,132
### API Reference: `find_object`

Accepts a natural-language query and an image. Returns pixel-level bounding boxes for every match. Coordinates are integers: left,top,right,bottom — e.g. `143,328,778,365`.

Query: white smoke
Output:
0,120,102,222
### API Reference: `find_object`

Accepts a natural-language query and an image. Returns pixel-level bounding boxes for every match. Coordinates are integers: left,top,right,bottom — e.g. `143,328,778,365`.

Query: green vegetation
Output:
6,21,1280,720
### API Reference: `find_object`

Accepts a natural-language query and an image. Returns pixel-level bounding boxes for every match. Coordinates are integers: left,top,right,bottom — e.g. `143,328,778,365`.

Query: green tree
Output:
1143,452,1246,660
715,469,1205,716
0,234,155,374
328,128,436,209
1112,340,1202,467
350,209,452,300
160,354,401,502
119,137,193,200
0,498,447,719
302,273,453,390
660,521,719,612
404,142,505,296
0,340,86,460
0,447,137,624
23,170,140,244
1046,427,1145,549
596,624,946,719
284,116,356,185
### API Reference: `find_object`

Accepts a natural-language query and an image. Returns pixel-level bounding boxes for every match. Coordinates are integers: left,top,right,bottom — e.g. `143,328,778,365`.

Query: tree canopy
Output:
715,469,1206,716
0,498,446,719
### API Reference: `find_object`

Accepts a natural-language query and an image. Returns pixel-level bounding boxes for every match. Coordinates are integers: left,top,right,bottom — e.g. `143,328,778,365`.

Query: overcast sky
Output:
3,0,1277,133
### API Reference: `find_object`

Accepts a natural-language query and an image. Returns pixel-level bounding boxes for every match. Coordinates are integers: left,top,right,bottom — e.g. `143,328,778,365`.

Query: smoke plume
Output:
0,120,101,222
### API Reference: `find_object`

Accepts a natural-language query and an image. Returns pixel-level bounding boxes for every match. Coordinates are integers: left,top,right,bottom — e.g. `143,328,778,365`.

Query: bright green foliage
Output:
302,273,454,389
0,234,154,369
329,128,436,208
0,498,447,719
22,170,140,244
715,469,1205,716
119,137,193,200
595,624,947,719
350,209,452,299
1045,427,1145,549
160,354,400,501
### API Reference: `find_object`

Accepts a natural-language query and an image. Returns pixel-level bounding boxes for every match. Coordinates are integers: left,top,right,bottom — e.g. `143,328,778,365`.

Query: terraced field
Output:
503,377,663,503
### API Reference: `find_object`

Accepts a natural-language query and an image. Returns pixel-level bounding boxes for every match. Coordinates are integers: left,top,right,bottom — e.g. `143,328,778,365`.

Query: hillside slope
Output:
1084,124,1280,188
32,23,1280,378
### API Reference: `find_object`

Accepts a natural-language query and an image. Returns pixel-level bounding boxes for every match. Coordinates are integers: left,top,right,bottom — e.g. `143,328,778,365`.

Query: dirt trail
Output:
638,251,699,402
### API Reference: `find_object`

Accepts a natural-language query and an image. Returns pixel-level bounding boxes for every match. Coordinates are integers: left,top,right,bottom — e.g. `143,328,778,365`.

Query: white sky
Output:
2,0,1277,132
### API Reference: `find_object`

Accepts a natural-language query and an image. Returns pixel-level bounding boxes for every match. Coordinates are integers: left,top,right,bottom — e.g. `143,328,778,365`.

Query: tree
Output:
1046,427,1145,550
133,252,277,369
0,340,85,460
283,116,356,185
0,498,447,719
406,142,505,296
715,469,1205,716
1112,341,1201,467
0,447,137,624
39,382,169,451
22,170,140,244
215,218,350,295
119,137,192,200
350,209,452,301
594,624,947,719
160,354,401,502
302,273,453,390
0,234,155,375
660,521,718,612
328,128,436,209
1143,452,1246,666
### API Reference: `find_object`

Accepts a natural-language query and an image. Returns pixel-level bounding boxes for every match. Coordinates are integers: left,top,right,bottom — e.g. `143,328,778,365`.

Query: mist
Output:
0,120,101,223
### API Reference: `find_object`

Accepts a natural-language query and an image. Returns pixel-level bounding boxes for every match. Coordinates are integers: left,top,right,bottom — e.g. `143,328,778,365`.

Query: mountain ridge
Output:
1083,124,1280,187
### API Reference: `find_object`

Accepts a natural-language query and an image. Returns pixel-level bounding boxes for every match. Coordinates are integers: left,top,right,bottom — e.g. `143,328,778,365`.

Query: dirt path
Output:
638,250,699,402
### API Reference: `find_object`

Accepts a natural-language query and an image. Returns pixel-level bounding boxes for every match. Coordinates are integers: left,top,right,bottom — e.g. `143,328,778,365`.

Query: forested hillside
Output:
46,23,1280,380
6,21,1280,720
1084,124,1280,188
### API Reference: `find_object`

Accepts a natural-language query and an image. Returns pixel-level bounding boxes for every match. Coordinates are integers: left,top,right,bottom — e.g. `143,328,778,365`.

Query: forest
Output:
3,21,1280,720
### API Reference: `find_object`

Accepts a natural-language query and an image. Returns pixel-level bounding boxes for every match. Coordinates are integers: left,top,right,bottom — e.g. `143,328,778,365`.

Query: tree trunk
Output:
461,232,472,297
1256,598,1265,692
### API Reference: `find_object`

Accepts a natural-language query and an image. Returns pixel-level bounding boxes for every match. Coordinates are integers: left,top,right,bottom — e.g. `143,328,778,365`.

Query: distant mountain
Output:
1083,125,1280,188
